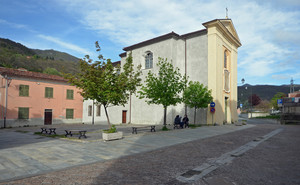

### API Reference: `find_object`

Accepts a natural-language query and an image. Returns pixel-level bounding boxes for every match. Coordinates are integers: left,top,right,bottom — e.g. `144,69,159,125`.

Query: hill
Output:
0,38,80,75
238,84,300,104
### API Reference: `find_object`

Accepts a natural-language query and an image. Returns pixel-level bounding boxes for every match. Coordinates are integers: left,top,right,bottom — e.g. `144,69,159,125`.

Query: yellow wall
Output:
206,20,241,124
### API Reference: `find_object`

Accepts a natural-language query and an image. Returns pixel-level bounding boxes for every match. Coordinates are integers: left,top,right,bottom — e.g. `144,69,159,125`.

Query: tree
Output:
183,81,213,124
255,99,271,112
43,67,61,76
64,42,141,128
271,92,286,110
248,94,261,106
138,58,187,127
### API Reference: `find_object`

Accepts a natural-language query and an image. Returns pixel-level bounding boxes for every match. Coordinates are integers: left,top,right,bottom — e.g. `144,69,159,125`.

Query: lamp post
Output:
243,78,252,118
4,75,12,128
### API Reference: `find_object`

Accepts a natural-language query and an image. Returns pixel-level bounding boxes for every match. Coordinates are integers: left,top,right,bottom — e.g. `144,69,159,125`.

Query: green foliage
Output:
271,92,286,110
0,38,80,75
183,81,213,124
43,67,62,76
103,125,117,133
138,58,187,126
255,115,280,119
183,81,213,109
161,126,169,131
139,58,187,107
64,42,141,127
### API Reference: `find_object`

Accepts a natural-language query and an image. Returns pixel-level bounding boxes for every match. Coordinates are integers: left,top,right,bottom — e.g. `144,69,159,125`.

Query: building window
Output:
66,89,74,100
96,105,101,116
45,87,53,98
19,85,29,97
18,107,29,119
88,105,92,116
224,50,227,68
66,109,74,119
145,52,153,69
224,69,230,92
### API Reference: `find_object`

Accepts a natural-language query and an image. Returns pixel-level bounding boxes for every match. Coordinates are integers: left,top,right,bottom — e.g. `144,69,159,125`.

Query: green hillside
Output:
0,38,80,75
238,84,300,104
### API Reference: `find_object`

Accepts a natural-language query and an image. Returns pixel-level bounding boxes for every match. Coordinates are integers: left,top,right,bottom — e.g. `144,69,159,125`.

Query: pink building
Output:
0,67,83,128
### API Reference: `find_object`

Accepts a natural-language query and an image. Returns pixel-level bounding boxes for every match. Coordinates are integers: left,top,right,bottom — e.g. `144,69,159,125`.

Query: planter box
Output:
102,131,123,141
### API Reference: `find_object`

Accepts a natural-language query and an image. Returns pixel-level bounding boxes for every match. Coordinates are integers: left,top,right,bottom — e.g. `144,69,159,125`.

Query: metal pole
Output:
92,100,94,125
251,86,252,118
4,77,8,128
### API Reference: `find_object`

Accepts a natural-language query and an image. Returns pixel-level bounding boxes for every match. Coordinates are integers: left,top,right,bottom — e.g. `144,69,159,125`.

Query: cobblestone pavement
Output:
1,120,298,185
0,123,253,183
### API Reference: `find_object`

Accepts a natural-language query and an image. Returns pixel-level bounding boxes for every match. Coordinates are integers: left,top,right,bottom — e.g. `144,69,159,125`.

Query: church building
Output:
83,18,241,125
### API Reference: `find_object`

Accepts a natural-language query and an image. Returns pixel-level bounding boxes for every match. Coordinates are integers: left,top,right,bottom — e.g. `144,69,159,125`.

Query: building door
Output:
44,109,52,125
122,110,127,124
224,97,228,123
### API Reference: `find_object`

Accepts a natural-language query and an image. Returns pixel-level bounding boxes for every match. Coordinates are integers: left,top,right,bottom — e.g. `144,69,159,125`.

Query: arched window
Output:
224,50,227,68
145,52,153,69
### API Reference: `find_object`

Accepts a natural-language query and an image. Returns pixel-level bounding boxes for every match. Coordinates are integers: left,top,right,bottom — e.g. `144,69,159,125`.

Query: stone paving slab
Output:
0,124,254,183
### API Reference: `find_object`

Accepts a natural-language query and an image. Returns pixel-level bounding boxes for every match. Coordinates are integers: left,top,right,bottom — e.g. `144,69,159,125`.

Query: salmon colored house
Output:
0,67,83,128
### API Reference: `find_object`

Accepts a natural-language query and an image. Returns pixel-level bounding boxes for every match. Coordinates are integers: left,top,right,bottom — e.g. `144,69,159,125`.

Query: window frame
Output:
224,50,227,69
19,84,29,97
96,105,101,116
145,52,153,69
45,87,53,98
66,89,74,100
66,109,74,119
18,107,29,119
88,105,92,116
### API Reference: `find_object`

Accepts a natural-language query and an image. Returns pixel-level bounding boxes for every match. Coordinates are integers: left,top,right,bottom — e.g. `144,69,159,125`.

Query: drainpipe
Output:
4,75,12,128
184,38,187,115
92,100,94,125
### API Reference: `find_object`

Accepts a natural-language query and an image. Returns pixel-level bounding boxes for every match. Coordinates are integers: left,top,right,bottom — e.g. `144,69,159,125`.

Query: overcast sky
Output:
0,0,299,85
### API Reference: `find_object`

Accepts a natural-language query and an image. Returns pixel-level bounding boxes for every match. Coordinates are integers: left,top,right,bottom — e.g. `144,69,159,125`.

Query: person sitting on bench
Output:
182,114,189,128
174,115,184,128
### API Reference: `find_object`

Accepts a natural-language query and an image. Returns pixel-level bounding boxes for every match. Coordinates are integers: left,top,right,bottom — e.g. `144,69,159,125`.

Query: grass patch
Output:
15,130,29,133
34,132,66,138
162,126,169,131
255,115,280,119
189,124,202,129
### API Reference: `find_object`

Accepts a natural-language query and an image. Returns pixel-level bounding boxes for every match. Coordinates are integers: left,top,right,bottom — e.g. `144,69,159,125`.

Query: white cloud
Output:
38,34,91,55
54,0,300,83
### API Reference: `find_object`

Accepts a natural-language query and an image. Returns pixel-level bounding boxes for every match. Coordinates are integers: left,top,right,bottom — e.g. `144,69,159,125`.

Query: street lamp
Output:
4,75,12,128
244,79,252,118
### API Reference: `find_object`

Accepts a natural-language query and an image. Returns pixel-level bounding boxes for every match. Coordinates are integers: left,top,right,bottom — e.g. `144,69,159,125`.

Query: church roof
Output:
120,18,241,56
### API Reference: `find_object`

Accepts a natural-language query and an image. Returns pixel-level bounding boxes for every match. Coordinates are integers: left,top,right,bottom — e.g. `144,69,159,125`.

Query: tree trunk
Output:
163,106,167,126
194,107,197,125
104,105,111,128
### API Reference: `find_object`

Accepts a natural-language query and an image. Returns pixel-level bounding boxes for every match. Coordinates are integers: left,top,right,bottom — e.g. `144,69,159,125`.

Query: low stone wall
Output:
248,112,269,118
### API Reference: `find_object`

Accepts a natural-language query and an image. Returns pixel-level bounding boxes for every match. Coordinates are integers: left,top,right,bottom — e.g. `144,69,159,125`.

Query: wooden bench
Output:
132,126,156,134
65,130,87,139
40,127,56,135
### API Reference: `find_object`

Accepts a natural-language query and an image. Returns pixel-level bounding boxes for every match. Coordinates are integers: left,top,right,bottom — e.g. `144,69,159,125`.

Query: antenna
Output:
226,7,228,19
290,77,295,93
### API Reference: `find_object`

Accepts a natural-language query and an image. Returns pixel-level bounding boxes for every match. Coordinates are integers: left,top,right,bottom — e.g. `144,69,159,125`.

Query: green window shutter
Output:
66,109,74,119
18,107,29,119
45,87,53,98
66,89,74,99
19,85,29,96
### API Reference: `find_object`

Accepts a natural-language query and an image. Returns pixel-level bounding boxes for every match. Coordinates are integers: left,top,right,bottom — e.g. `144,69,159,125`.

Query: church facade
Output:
83,18,241,125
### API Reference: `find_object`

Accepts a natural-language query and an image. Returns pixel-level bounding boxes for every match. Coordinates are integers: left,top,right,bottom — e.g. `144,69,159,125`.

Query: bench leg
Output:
65,130,72,137
150,126,156,132
41,128,47,134
132,127,137,134
79,131,87,139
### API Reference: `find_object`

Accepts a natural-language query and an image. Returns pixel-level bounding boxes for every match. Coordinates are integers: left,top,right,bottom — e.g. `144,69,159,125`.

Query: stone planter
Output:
102,131,123,141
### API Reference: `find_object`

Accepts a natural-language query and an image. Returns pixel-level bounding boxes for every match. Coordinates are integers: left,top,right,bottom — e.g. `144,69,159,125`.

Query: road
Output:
1,119,299,185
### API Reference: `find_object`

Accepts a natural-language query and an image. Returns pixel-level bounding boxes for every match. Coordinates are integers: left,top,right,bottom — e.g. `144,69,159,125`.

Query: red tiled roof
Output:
0,67,68,82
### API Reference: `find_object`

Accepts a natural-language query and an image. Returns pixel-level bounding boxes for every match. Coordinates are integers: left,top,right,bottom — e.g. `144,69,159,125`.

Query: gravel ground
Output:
2,123,296,185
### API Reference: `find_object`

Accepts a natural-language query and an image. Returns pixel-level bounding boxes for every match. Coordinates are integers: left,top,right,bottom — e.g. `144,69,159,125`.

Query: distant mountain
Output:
238,84,300,103
33,49,79,62
0,38,80,74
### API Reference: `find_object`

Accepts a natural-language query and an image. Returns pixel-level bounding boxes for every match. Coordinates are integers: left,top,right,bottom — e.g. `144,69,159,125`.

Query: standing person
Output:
183,114,189,128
